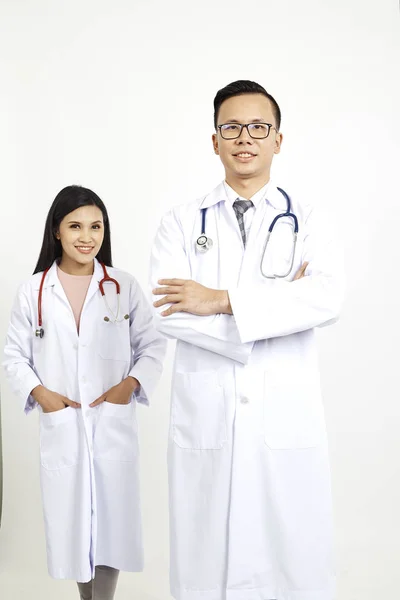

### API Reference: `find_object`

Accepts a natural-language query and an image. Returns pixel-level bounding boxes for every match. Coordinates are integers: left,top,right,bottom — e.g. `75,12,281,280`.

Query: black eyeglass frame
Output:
217,122,277,140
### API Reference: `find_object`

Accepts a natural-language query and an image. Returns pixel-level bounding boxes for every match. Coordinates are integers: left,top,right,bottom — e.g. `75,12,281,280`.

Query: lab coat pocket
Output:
39,407,80,470
94,401,138,462
97,318,130,361
263,370,325,449
172,371,227,450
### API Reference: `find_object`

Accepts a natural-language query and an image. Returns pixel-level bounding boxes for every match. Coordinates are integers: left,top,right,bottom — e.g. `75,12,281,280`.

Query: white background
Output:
0,1,399,599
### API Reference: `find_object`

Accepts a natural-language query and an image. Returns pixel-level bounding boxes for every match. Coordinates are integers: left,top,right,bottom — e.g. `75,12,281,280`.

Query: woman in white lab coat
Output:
3,185,166,600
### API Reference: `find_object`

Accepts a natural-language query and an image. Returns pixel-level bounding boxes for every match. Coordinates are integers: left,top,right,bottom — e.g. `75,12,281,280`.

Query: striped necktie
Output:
233,199,254,247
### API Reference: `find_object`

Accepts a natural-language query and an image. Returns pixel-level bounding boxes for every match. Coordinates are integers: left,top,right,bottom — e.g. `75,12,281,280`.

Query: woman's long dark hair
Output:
33,185,113,274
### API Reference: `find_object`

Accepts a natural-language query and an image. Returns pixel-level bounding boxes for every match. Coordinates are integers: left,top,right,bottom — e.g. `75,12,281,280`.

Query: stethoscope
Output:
35,262,129,339
195,187,299,279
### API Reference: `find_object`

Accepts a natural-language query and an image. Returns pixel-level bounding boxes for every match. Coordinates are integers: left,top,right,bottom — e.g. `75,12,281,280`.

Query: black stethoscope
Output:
35,262,129,339
195,187,299,279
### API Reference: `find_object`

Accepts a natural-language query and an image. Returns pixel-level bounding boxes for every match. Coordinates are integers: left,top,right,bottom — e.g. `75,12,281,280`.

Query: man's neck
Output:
225,174,270,200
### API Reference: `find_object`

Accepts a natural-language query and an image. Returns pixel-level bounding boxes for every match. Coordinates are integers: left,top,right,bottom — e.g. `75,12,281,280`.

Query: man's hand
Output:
90,377,139,408
153,279,231,316
293,261,309,281
31,385,81,413
153,264,309,317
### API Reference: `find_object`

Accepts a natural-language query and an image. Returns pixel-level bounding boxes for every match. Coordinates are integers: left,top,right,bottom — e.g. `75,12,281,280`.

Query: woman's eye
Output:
70,224,80,229
92,225,101,230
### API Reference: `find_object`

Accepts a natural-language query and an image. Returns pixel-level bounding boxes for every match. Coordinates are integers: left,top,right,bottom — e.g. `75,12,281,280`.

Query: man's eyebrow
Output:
221,118,266,123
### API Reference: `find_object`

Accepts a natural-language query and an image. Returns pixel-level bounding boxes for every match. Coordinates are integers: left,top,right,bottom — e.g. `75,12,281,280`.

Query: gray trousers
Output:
77,565,120,600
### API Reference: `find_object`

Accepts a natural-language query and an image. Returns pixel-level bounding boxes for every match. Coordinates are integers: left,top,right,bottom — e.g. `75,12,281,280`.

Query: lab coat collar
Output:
224,180,270,208
35,258,104,290
200,180,288,211
199,182,227,209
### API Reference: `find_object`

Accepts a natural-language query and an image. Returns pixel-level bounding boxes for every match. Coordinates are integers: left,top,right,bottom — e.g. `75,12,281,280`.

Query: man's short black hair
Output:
213,80,281,131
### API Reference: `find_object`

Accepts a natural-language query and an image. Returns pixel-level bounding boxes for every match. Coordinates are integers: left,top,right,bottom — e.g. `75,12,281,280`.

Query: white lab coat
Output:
3,259,166,582
150,182,343,600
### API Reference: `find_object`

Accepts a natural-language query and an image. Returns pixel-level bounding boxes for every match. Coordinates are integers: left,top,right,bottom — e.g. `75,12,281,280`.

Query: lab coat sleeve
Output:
128,277,167,405
228,205,345,343
2,284,42,413
150,209,254,364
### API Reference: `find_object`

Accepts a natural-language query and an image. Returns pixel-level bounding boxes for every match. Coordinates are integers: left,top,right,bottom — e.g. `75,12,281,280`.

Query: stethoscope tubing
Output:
196,187,299,279
36,262,126,337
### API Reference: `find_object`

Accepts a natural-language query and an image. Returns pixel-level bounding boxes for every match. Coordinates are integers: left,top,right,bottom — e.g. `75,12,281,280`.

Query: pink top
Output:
57,267,93,332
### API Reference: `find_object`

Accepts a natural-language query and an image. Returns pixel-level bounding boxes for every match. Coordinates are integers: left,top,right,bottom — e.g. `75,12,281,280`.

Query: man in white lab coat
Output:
150,80,343,600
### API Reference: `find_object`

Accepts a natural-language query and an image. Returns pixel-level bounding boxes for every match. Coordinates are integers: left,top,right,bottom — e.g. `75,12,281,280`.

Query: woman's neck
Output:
58,257,94,276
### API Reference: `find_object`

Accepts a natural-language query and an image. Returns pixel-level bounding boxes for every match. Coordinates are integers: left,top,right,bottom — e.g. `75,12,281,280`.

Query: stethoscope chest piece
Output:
196,208,213,253
196,234,213,253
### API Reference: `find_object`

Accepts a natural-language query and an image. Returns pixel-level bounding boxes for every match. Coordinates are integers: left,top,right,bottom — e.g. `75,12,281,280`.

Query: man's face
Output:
212,93,282,181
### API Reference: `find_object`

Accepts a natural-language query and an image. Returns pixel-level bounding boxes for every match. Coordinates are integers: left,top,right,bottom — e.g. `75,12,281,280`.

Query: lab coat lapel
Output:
81,258,103,313
45,261,70,306
206,185,244,289
238,199,268,285
43,262,78,341
218,202,245,288
238,185,289,285
197,184,243,289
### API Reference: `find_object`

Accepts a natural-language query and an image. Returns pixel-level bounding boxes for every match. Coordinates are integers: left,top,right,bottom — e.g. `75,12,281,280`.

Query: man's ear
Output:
274,131,283,155
212,133,219,155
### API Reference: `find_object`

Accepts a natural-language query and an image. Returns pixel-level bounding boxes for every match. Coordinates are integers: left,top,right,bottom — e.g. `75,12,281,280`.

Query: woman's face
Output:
56,205,105,268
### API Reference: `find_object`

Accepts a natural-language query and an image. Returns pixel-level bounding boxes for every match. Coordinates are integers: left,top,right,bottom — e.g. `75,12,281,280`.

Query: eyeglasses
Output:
217,122,276,140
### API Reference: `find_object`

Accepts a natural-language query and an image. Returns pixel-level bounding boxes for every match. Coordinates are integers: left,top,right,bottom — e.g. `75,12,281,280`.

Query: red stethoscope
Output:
35,262,129,338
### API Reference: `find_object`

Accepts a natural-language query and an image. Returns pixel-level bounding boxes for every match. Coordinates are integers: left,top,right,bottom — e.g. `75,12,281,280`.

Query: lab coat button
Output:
240,396,249,404
73,343,78,350
82,376,86,383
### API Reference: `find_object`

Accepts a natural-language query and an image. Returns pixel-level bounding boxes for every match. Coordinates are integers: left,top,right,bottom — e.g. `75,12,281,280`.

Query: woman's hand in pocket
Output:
31,385,81,413
89,377,139,408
